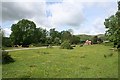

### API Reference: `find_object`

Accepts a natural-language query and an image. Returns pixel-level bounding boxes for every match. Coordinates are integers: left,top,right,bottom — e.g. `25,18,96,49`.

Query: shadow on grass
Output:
2,50,15,64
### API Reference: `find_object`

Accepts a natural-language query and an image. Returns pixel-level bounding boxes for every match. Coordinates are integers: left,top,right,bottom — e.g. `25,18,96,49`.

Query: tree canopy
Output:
10,19,36,46
9,19,81,46
104,1,120,48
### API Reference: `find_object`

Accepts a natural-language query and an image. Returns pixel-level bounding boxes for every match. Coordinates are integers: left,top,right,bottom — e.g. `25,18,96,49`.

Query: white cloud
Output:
2,0,116,2
2,2,46,23
90,18,106,35
3,28,11,37
48,0,85,27
2,0,45,2
1,0,118,37
73,17,107,35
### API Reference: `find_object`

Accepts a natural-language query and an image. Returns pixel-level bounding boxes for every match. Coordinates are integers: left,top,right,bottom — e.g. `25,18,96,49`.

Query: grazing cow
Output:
88,40,92,45
84,40,92,45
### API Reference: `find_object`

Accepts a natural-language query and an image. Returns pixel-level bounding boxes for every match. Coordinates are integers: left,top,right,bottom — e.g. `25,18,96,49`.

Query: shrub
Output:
92,36,98,44
60,40,73,49
2,50,15,64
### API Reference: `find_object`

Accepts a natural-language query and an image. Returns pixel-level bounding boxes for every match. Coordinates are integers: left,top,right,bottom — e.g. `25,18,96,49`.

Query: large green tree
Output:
104,1,120,48
71,35,80,44
49,28,61,44
34,28,47,44
61,30,72,43
10,19,36,46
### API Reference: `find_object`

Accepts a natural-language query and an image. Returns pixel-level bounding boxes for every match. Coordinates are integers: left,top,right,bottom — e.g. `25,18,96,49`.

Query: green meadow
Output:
2,45,118,78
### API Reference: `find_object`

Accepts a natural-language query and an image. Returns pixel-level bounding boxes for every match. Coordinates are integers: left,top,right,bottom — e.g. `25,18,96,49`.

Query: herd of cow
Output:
84,40,92,45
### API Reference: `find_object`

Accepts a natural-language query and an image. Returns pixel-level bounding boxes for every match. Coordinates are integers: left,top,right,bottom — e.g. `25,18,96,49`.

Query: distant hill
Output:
75,34,106,41
76,34,93,41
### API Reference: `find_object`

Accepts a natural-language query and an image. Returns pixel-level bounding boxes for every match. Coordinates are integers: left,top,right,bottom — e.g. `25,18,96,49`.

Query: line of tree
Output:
2,19,81,47
2,19,106,48
104,1,120,49
2,20,108,47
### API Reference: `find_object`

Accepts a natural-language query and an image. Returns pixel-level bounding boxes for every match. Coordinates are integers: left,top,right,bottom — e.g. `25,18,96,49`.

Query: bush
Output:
2,50,15,64
60,40,73,49
92,36,98,44
2,37,12,47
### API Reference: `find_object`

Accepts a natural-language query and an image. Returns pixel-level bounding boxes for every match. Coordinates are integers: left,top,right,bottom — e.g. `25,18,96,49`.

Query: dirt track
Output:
5,46,58,52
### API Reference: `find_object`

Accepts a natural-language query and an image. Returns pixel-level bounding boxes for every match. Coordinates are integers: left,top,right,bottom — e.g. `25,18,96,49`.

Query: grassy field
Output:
2,44,118,78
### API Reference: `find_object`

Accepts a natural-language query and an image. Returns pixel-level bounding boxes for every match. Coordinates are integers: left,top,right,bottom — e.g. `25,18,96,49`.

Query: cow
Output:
84,40,92,45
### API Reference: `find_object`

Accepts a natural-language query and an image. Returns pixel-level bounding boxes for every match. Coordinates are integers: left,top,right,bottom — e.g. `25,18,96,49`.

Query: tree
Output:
104,1,120,48
46,36,52,45
92,36,98,44
97,37,103,44
61,30,72,43
0,28,2,49
10,19,36,46
54,37,60,45
2,37,12,47
50,28,56,42
49,28,61,44
60,40,73,49
71,35,80,44
40,29,47,44
68,29,80,44
34,28,47,44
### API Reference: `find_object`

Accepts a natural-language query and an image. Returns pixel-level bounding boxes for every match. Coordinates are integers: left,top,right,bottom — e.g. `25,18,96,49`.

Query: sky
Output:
0,0,118,37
